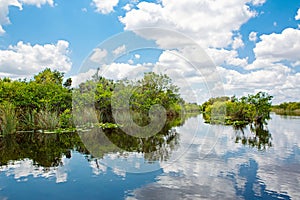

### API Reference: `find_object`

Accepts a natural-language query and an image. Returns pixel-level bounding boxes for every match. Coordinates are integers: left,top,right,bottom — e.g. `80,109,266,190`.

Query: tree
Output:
131,72,181,114
63,78,72,89
202,92,273,125
34,68,64,85
245,92,273,124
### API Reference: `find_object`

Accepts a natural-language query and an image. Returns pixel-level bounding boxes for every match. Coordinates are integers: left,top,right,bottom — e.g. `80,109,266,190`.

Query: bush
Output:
59,109,74,128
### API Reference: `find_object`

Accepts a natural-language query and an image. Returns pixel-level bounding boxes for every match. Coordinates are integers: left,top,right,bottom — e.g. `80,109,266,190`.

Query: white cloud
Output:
90,48,107,63
216,65,299,104
113,44,126,56
295,8,300,20
71,62,151,87
232,34,244,49
128,59,134,64
123,3,132,11
250,28,300,69
0,0,22,35
250,0,266,6
207,48,248,67
71,69,96,87
249,31,258,42
120,0,263,49
92,0,119,14
134,54,140,59
20,0,54,7
0,0,53,35
0,40,71,78
101,62,152,80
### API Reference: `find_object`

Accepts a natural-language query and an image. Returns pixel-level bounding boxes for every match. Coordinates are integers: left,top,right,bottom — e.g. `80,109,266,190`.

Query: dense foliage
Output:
73,71,187,127
272,102,300,116
202,92,273,126
0,69,200,135
0,69,72,134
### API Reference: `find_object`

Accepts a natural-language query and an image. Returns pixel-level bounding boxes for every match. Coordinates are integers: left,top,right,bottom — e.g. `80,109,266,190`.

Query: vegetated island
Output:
201,92,273,126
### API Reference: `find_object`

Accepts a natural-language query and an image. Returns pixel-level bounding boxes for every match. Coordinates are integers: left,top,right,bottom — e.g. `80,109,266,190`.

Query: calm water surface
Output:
0,113,299,199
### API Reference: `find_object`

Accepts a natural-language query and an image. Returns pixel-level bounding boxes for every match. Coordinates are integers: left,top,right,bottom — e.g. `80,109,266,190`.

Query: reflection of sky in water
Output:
130,114,300,199
0,152,162,200
0,114,299,199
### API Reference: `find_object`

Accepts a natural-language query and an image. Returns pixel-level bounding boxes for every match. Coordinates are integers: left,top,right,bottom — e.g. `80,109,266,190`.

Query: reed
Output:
36,110,59,131
0,102,18,135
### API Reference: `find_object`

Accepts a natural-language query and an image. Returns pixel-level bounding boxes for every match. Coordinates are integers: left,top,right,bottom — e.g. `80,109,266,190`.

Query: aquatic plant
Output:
0,102,18,135
36,110,59,131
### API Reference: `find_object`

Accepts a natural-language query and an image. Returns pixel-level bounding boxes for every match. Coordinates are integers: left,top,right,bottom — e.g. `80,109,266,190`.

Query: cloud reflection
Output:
128,114,300,199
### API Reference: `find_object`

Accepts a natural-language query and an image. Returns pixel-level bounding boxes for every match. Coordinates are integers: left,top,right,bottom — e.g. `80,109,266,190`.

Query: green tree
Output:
202,92,273,125
245,92,273,124
34,68,64,85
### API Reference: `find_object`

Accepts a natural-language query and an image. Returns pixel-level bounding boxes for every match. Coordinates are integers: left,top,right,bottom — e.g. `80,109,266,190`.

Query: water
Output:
0,113,299,199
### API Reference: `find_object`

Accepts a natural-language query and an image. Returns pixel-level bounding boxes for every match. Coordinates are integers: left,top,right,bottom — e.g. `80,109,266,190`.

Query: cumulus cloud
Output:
295,8,300,20
232,34,244,49
134,54,140,59
113,44,126,56
207,48,248,67
101,62,152,80
118,0,272,102
0,40,72,78
20,0,54,7
92,0,119,14
248,28,300,70
120,0,263,49
249,31,258,42
90,48,108,63
250,0,266,6
0,0,53,35
206,28,300,103
0,0,22,35
123,3,133,11
216,64,299,104
71,68,96,87
71,62,152,87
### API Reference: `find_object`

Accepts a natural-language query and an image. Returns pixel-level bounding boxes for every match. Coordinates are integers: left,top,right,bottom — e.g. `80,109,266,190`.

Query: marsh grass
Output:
36,110,59,131
20,110,36,131
0,102,18,135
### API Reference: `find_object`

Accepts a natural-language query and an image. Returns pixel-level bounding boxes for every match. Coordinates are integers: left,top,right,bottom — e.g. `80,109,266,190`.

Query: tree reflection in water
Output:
234,123,272,150
0,132,88,167
0,115,185,168
79,116,183,163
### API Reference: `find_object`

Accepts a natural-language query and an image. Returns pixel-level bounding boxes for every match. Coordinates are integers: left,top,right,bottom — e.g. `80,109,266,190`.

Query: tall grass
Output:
0,102,18,135
73,107,98,127
36,110,59,130
20,110,36,131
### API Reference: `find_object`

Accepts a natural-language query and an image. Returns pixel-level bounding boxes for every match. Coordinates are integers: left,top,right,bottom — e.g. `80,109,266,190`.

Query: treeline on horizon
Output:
271,102,300,116
0,68,200,135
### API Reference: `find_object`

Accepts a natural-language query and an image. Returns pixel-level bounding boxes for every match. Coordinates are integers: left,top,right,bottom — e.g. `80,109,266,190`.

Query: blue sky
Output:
1,0,300,103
